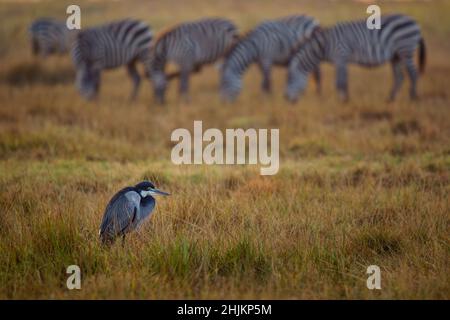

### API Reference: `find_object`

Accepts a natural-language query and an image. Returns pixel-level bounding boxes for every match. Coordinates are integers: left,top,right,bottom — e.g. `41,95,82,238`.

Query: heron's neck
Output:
140,196,155,211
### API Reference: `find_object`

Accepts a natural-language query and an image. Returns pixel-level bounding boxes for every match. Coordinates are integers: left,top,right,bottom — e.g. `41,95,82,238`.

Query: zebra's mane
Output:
290,25,324,57
153,17,235,45
222,33,242,59
153,23,180,45
222,22,267,60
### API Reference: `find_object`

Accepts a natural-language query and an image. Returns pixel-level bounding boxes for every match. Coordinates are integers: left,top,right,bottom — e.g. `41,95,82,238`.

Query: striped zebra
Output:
285,14,426,103
29,18,76,57
71,19,153,101
147,18,239,104
221,15,321,102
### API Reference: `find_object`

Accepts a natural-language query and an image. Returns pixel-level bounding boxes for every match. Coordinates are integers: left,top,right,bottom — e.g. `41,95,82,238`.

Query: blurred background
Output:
0,0,448,299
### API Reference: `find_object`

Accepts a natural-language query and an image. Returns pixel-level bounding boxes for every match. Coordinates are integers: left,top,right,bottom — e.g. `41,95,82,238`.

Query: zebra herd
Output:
29,14,425,104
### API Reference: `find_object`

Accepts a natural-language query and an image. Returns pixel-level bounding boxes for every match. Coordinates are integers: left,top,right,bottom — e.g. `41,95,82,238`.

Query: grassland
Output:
0,0,449,299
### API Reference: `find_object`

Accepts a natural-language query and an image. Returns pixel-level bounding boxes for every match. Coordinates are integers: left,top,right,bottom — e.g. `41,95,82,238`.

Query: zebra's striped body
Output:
72,19,153,101
221,15,320,102
286,14,425,103
148,18,239,104
29,18,75,57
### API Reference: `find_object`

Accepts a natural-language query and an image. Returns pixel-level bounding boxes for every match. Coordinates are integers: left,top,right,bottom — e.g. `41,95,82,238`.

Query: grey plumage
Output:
147,18,239,104
99,181,169,245
221,15,321,102
285,14,425,103
71,19,153,101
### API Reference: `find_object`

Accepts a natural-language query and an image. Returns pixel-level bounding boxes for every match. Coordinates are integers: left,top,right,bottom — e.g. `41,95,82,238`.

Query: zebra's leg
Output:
127,61,141,101
335,62,349,102
31,39,39,56
91,69,101,101
179,69,191,103
312,66,322,96
40,46,50,58
258,60,272,93
388,57,404,102
405,56,419,100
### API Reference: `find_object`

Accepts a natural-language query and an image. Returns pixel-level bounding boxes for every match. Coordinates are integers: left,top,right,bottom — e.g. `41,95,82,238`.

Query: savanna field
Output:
0,0,449,299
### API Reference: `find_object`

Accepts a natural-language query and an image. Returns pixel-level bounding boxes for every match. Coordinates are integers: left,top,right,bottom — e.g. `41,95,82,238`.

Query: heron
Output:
99,181,170,245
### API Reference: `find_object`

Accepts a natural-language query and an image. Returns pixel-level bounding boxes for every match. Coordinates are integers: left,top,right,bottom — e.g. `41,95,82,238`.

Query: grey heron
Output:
99,181,170,245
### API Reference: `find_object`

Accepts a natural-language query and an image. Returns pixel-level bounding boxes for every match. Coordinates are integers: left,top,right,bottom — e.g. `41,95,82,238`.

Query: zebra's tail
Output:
418,38,426,74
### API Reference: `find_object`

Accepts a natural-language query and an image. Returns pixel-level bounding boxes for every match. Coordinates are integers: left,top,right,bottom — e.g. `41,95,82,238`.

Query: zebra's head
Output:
220,69,242,103
76,65,99,101
285,62,308,104
151,71,167,105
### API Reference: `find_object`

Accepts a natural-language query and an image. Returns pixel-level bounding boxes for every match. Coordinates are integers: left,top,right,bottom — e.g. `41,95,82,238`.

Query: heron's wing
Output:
99,189,140,239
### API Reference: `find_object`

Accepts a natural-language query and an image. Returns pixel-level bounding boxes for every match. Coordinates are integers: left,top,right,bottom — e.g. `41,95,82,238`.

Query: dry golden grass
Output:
0,0,449,299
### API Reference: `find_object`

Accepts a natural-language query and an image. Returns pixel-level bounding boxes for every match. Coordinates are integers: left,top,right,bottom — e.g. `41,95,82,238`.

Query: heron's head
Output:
135,180,170,198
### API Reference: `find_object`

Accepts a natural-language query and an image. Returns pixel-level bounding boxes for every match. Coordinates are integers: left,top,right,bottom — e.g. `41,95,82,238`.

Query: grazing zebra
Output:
147,18,239,104
221,15,321,102
285,14,426,103
29,18,76,57
71,19,153,101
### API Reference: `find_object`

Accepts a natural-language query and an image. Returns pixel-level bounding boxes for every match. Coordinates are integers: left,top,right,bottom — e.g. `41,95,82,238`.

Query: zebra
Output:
285,14,426,103
29,18,76,57
147,18,239,104
220,15,321,102
71,19,153,101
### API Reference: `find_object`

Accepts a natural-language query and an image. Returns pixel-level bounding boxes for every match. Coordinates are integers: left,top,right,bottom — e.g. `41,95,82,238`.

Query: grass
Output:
0,0,449,299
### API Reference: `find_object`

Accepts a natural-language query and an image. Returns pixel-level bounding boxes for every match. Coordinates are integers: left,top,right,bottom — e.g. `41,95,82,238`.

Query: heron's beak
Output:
150,188,170,196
